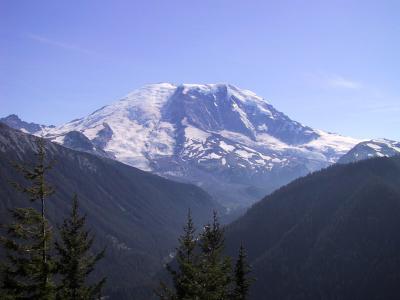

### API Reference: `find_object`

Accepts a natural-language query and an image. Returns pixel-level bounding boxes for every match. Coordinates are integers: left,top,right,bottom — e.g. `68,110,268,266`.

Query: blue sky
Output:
1,0,399,140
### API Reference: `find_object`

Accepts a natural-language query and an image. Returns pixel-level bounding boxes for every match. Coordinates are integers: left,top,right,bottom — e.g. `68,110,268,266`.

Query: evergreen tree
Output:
0,138,55,299
55,194,105,300
232,243,252,300
198,211,232,300
11,138,54,267
158,211,253,300
0,208,54,299
157,209,201,300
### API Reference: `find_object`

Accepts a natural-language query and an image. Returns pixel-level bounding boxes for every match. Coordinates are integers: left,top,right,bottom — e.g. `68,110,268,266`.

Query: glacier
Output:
7,83,362,208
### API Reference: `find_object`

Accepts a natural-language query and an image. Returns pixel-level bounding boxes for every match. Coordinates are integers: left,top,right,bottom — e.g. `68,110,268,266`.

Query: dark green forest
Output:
225,155,400,299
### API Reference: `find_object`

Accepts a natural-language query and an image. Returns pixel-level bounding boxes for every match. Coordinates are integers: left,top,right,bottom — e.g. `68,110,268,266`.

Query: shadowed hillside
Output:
225,156,400,299
0,124,220,299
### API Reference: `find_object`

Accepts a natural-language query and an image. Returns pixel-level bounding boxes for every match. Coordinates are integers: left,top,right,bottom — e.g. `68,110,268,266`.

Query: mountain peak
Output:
3,114,21,121
338,138,400,164
37,83,360,207
125,82,268,105
0,114,54,134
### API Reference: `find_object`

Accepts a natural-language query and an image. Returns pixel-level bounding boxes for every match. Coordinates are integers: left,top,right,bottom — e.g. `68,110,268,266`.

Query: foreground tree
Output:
198,211,232,299
232,244,253,300
1,208,54,299
55,195,105,300
11,138,55,262
157,210,200,299
158,211,252,300
0,138,56,299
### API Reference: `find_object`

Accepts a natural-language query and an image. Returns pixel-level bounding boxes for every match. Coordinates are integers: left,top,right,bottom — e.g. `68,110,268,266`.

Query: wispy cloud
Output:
363,103,400,113
305,72,362,90
27,34,98,56
326,75,361,89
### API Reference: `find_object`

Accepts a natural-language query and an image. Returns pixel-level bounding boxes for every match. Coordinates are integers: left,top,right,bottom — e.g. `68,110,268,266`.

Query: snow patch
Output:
219,141,235,152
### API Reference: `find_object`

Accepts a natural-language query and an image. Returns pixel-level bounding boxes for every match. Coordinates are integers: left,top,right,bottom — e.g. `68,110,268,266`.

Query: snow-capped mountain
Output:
4,83,360,208
338,139,400,164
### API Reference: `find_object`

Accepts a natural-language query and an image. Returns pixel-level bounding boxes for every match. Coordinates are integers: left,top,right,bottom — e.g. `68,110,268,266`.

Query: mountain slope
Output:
0,124,219,299
224,156,400,299
0,114,54,134
338,138,400,164
24,83,359,208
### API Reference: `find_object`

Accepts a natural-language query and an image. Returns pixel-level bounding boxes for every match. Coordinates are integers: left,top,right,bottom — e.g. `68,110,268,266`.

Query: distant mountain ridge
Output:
1,83,360,208
0,114,54,134
338,139,400,164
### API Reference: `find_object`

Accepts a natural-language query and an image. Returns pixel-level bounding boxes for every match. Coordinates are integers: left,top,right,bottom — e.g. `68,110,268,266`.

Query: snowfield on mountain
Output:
338,139,400,164
2,83,362,208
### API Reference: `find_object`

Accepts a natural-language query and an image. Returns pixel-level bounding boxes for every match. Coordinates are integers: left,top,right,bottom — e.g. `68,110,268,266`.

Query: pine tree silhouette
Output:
1,138,56,299
55,194,105,299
